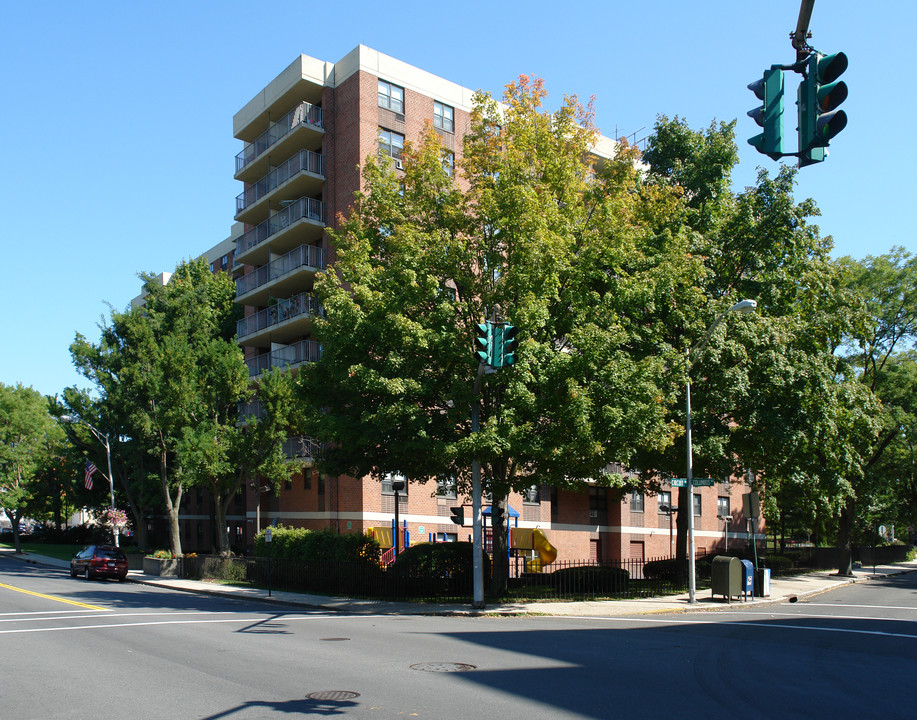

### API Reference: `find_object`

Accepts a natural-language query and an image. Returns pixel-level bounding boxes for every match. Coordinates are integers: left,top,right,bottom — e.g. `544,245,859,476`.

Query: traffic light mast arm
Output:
791,0,816,62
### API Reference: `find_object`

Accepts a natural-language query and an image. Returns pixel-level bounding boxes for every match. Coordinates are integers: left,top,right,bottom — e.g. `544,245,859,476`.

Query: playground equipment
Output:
510,527,557,572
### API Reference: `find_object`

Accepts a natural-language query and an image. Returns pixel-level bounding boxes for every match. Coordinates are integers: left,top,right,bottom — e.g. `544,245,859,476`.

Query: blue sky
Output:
1,0,911,398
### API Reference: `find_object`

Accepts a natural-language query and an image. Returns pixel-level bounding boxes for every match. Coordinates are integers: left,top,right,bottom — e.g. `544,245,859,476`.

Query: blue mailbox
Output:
740,559,755,600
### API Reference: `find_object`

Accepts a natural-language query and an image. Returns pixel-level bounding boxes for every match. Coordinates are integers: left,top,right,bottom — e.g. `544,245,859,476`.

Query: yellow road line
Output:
0,582,107,610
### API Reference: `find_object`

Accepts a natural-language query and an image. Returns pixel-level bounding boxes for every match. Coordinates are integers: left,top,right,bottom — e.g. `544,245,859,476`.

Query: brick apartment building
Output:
171,45,762,563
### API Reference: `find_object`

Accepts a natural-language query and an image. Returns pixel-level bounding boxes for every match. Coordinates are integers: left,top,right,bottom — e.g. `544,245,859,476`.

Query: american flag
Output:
84,460,98,490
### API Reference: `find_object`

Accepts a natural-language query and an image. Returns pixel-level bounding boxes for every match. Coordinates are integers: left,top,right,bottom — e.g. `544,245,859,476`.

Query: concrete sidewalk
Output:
5,548,916,617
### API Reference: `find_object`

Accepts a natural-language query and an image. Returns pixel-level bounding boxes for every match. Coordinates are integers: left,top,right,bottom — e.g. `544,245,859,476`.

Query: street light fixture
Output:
59,414,118,547
388,473,406,557
685,299,757,603
659,504,677,559
718,515,732,553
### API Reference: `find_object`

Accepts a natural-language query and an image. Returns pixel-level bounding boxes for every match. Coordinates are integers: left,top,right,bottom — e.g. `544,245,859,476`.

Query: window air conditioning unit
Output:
395,159,404,170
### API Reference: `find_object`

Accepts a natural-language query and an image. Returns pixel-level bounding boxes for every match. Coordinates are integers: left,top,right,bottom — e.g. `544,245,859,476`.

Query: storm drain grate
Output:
410,662,477,673
306,691,360,701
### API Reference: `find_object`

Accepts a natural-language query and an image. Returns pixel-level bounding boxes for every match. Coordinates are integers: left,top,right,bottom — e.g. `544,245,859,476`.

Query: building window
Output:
304,471,312,490
378,128,404,161
717,496,730,518
589,487,607,521
438,532,458,542
378,80,404,114
658,491,672,513
693,493,702,516
630,490,645,513
436,476,457,499
522,485,540,505
434,101,454,133
443,151,454,177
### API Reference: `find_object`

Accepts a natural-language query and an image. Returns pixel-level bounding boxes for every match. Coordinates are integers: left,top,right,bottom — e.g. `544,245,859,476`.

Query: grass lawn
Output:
0,542,83,561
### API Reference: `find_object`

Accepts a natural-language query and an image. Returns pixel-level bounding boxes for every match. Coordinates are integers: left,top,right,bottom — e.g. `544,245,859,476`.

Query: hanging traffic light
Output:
450,506,465,526
501,324,518,366
797,51,848,167
747,67,785,160
474,322,491,365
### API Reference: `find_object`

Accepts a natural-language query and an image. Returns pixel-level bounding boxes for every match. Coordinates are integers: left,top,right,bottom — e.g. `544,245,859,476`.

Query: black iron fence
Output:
180,554,694,603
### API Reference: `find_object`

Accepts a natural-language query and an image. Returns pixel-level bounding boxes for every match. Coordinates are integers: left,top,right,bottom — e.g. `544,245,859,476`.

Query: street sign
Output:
670,478,714,487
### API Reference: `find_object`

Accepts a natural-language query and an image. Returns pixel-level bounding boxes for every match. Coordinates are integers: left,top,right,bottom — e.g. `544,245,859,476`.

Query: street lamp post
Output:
685,299,757,603
719,515,732,553
59,415,118,547
389,473,406,557
659,504,676,558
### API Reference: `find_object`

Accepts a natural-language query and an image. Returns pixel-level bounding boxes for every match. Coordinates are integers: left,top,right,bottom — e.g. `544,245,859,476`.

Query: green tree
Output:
300,77,702,594
833,250,917,571
70,259,291,556
639,116,876,583
0,383,64,552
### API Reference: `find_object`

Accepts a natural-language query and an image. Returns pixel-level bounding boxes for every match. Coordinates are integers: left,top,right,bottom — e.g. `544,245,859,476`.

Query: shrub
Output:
643,558,678,581
759,555,795,575
549,565,629,594
387,542,488,596
151,549,174,559
253,526,381,564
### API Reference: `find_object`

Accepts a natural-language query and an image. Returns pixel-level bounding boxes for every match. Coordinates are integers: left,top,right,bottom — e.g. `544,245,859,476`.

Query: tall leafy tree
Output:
832,250,917,571
639,116,876,582
0,383,63,553
300,78,702,593
71,259,295,556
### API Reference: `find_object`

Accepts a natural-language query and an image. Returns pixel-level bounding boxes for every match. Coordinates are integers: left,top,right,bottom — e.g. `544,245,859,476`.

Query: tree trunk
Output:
489,498,509,597
158,449,182,556
836,496,855,576
674,486,689,587
215,491,231,556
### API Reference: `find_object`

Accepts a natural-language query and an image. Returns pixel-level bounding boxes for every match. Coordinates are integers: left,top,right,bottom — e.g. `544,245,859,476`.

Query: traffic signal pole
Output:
471,360,486,609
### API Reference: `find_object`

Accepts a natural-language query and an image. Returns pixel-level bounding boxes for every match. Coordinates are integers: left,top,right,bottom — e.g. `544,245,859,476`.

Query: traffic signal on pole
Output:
450,506,465,526
747,67,785,160
501,324,518,366
474,322,491,365
797,51,848,167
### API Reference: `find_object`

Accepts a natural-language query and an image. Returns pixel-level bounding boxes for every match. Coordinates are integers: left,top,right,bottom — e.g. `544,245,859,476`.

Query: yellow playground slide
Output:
511,528,557,572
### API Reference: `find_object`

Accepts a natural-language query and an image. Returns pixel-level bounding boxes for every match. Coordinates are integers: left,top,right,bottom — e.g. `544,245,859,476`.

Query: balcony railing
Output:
283,435,323,460
245,339,322,377
236,101,323,174
236,292,321,340
236,197,325,256
236,245,325,297
236,149,326,214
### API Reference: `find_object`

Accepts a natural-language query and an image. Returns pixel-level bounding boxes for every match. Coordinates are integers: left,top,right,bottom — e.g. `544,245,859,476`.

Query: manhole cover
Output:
410,662,477,673
320,637,350,641
306,691,360,701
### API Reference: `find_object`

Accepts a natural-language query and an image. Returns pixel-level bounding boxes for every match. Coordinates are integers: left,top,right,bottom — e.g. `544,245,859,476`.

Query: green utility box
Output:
711,556,745,603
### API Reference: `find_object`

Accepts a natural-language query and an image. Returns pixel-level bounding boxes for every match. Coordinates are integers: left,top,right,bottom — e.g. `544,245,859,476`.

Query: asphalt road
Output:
2,555,916,719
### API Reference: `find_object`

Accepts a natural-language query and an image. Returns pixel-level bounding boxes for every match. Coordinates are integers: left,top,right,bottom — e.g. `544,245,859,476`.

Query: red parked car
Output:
70,545,128,581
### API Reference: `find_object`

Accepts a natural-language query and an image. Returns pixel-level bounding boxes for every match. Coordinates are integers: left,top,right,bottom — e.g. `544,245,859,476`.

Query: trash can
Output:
711,556,743,603
740,559,755,600
755,567,771,597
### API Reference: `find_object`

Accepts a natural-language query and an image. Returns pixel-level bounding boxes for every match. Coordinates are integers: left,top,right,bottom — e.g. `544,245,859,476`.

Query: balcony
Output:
283,435,323,462
236,244,325,305
235,101,323,181
245,339,322,378
235,149,326,224
235,197,324,266
237,292,322,346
